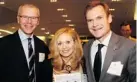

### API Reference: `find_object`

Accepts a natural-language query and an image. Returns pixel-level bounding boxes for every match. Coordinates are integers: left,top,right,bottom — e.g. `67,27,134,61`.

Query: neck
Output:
98,30,111,42
61,55,72,64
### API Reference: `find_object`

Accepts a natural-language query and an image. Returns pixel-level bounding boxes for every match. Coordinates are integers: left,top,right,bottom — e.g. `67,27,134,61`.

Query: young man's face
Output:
86,5,112,41
121,25,131,38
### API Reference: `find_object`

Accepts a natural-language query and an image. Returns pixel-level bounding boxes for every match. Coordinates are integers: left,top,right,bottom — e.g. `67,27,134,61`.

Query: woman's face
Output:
57,33,75,57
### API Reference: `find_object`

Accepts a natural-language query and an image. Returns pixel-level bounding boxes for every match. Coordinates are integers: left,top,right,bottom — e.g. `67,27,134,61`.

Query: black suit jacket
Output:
0,31,53,82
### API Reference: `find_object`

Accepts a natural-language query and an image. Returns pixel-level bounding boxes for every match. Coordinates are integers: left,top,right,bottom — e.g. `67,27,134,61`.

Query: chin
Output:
94,35,102,39
93,34,101,38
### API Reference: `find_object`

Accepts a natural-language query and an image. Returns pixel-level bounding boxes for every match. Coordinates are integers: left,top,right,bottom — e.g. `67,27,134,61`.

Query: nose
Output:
62,43,67,49
27,17,32,23
92,20,97,27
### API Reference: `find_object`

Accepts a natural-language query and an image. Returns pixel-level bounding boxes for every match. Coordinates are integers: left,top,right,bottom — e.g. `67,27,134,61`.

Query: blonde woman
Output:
49,27,87,82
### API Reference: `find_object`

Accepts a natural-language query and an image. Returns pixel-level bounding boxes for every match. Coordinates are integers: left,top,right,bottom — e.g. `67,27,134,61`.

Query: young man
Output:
0,4,53,82
120,21,136,42
84,0,136,82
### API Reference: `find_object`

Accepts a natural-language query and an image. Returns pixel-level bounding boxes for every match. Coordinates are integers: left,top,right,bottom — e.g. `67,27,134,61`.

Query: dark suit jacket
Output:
0,31,53,82
84,32,136,82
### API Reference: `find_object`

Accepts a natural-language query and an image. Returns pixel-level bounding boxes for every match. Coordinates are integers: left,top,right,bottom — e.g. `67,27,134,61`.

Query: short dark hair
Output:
84,0,111,19
120,21,131,28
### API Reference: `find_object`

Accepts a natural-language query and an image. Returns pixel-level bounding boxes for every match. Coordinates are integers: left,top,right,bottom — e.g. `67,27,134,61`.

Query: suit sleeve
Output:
128,44,136,82
39,44,53,82
44,46,53,82
0,38,8,81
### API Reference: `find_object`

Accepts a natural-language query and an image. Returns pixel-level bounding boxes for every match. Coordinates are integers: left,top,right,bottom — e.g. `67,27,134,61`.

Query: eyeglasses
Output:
18,15,39,21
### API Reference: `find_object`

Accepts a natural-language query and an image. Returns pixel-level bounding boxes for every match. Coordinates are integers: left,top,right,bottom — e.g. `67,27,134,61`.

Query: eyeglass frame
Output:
18,15,39,21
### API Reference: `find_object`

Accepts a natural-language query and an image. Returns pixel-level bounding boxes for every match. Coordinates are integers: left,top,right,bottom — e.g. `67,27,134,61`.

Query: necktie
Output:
28,38,35,82
93,44,104,82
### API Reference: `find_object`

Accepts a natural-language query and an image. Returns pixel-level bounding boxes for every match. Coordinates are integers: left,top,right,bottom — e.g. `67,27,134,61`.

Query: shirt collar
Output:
93,31,112,47
18,29,33,41
129,36,132,39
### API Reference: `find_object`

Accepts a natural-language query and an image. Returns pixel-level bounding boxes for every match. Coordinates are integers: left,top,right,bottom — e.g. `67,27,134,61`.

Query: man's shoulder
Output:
0,34,17,51
2,34,14,39
115,34,136,47
121,36,136,44
0,34,15,43
83,39,94,48
34,36,45,43
34,35,48,47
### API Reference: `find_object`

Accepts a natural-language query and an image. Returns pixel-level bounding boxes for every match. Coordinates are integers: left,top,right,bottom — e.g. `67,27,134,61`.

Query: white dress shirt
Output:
91,31,112,70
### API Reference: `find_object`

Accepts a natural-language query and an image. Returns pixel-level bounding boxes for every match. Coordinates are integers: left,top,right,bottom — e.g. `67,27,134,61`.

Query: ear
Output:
108,14,112,23
37,18,40,25
17,16,20,24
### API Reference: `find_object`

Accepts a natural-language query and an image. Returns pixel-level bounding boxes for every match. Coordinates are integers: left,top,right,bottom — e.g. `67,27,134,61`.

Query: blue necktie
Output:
28,38,35,82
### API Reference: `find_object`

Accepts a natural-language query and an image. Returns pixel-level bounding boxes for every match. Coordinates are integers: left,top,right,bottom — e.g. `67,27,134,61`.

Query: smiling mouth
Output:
92,27,102,31
62,50,71,53
62,50,69,53
25,25,32,27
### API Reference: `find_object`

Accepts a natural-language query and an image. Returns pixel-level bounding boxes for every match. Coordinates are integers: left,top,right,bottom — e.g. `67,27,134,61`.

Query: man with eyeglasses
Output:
0,4,53,82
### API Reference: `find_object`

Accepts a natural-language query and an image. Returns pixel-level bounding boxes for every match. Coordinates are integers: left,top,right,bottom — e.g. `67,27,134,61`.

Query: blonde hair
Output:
18,3,40,16
49,27,83,71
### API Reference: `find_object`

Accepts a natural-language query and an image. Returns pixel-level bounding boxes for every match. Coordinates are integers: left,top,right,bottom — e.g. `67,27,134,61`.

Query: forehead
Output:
57,33,73,41
19,6,39,16
122,25,130,30
86,5,106,18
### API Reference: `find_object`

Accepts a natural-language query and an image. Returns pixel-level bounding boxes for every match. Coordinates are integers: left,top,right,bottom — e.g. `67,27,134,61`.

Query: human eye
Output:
31,17,38,20
66,40,71,44
57,42,62,46
96,16,102,20
22,16,28,19
19,15,28,20
87,19,93,22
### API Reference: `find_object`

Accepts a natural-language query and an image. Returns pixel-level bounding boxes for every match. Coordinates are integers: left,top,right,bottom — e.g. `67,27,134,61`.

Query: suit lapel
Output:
100,32,120,81
13,31,29,72
85,39,96,81
33,36,39,75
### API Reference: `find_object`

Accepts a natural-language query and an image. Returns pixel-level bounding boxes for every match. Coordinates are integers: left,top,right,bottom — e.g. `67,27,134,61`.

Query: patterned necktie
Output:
93,44,104,82
28,38,35,82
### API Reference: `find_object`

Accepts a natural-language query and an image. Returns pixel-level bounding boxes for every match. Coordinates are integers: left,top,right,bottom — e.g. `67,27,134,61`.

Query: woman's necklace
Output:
61,56,73,73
